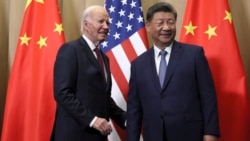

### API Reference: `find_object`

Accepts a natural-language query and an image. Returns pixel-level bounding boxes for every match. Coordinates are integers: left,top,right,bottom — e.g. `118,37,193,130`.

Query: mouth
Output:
100,29,109,34
100,31,108,36
160,32,172,38
99,32,108,36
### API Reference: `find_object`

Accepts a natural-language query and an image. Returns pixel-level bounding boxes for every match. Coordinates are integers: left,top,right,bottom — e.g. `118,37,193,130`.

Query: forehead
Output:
90,8,109,19
152,12,175,20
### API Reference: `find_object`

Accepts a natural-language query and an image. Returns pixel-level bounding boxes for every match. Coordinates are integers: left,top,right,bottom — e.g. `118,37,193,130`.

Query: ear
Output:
83,20,88,27
145,21,150,32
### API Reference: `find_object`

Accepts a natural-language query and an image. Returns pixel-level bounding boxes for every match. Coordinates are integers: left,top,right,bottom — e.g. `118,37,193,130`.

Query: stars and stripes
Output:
103,0,148,141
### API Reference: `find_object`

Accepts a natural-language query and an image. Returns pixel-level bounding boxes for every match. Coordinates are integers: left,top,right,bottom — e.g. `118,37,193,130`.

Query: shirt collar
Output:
82,34,96,51
153,43,173,57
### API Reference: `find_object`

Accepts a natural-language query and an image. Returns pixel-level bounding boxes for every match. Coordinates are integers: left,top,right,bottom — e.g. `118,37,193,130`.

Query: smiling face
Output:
146,12,176,49
82,7,110,46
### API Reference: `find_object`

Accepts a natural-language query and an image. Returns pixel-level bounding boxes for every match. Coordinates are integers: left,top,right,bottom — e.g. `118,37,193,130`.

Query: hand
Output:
203,135,218,141
92,117,112,136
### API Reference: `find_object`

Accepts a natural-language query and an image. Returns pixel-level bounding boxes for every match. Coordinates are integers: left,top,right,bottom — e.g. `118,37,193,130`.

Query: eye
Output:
155,21,164,26
106,21,110,26
98,19,110,26
167,20,176,26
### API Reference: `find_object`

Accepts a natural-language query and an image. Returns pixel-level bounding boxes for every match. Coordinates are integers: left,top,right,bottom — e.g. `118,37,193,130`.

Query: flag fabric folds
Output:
103,0,148,140
180,0,250,141
1,0,65,141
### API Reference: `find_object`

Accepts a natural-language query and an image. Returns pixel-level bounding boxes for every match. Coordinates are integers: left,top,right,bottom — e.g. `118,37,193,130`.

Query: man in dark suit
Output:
52,5,126,141
127,2,220,141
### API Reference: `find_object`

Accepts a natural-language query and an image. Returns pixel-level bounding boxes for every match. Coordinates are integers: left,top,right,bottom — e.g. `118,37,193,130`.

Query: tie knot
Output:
94,47,100,52
159,50,167,57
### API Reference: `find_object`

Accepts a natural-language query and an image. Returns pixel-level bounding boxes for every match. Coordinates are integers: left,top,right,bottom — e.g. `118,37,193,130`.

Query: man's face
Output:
146,12,176,48
84,9,110,46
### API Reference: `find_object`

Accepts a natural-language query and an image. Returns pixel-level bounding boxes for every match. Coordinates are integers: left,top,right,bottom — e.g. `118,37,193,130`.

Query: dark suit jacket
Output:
127,41,220,141
52,36,126,141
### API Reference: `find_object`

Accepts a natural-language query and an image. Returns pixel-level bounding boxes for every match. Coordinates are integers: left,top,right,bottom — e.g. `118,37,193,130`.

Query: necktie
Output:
94,47,105,78
159,50,168,87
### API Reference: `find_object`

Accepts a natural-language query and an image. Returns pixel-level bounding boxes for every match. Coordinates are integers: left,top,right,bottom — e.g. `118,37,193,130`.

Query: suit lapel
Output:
162,41,182,89
79,37,100,68
147,48,162,91
79,37,107,83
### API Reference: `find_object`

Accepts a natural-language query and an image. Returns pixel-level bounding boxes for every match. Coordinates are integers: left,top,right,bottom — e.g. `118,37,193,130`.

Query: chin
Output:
99,36,107,40
99,39,105,43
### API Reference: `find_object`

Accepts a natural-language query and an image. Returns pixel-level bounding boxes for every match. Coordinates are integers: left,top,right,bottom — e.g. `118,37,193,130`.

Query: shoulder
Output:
174,41,203,50
58,37,84,52
61,37,83,48
132,48,153,64
173,41,205,56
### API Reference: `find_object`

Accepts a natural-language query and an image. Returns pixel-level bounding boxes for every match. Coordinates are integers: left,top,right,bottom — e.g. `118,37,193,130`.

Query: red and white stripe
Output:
107,28,148,141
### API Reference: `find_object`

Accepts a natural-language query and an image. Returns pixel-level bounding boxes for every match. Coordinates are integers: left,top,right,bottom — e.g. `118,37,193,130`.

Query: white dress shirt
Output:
154,43,172,75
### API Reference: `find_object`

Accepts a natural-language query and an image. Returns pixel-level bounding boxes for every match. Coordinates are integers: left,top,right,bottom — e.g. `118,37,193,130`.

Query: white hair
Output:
80,5,105,32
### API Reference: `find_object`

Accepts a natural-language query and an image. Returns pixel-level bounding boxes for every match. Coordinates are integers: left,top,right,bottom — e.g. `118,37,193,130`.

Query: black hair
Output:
146,2,177,21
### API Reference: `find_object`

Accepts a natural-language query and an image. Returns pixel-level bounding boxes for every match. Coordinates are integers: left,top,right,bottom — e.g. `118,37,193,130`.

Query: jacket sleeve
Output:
196,47,220,137
54,44,95,128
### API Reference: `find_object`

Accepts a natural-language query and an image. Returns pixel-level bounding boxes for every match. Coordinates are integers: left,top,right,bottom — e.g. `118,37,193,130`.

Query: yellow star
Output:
25,0,44,10
54,23,64,35
25,0,32,9
184,21,197,36
204,24,217,40
19,33,31,46
37,36,48,48
36,0,44,4
224,10,232,24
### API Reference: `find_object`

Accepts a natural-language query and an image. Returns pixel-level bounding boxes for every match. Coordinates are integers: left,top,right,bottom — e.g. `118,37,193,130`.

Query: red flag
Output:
103,0,148,140
1,0,65,141
180,0,250,141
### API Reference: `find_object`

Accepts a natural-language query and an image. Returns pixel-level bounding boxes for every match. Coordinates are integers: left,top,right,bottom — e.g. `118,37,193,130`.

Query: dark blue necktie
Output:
159,50,167,87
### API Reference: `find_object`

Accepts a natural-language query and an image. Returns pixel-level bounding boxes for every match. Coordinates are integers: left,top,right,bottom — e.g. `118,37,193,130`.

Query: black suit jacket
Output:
127,41,220,141
52,36,126,141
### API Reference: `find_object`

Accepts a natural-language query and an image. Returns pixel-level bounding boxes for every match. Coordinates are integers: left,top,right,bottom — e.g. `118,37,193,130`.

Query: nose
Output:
163,22,171,30
103,22,109,29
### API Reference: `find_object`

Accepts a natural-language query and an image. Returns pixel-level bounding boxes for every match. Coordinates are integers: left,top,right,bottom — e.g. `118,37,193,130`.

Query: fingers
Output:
93,117,112,136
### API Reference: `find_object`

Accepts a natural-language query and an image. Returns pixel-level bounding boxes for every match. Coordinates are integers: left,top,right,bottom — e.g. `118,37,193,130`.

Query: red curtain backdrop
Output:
1,0,65,140
180,0,250,141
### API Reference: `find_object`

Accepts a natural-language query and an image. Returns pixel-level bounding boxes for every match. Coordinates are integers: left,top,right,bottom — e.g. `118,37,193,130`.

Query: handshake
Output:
93,117,112,136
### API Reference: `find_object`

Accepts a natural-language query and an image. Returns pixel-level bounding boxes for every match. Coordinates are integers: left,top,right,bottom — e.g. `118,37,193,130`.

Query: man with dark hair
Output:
127,2,220,141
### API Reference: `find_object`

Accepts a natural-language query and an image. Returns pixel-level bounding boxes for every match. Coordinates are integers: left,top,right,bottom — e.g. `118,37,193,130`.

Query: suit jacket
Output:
52,36,126,141
127,41,220,141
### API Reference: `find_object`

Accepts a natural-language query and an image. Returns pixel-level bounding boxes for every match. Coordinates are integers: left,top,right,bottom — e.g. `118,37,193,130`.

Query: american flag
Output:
102,0,148,140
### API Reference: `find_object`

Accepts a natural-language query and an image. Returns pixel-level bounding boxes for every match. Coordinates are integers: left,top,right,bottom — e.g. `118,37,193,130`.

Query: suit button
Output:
160,115,164,119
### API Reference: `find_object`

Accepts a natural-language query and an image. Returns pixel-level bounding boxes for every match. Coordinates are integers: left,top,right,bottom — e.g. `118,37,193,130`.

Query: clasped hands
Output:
93,117,112,136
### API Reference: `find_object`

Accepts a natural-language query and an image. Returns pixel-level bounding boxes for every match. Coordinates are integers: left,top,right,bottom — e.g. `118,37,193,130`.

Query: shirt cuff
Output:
89,116,97,127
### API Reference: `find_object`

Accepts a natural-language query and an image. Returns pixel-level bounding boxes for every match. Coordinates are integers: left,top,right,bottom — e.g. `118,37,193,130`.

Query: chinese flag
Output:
180,0,250,141
1,0,65,141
